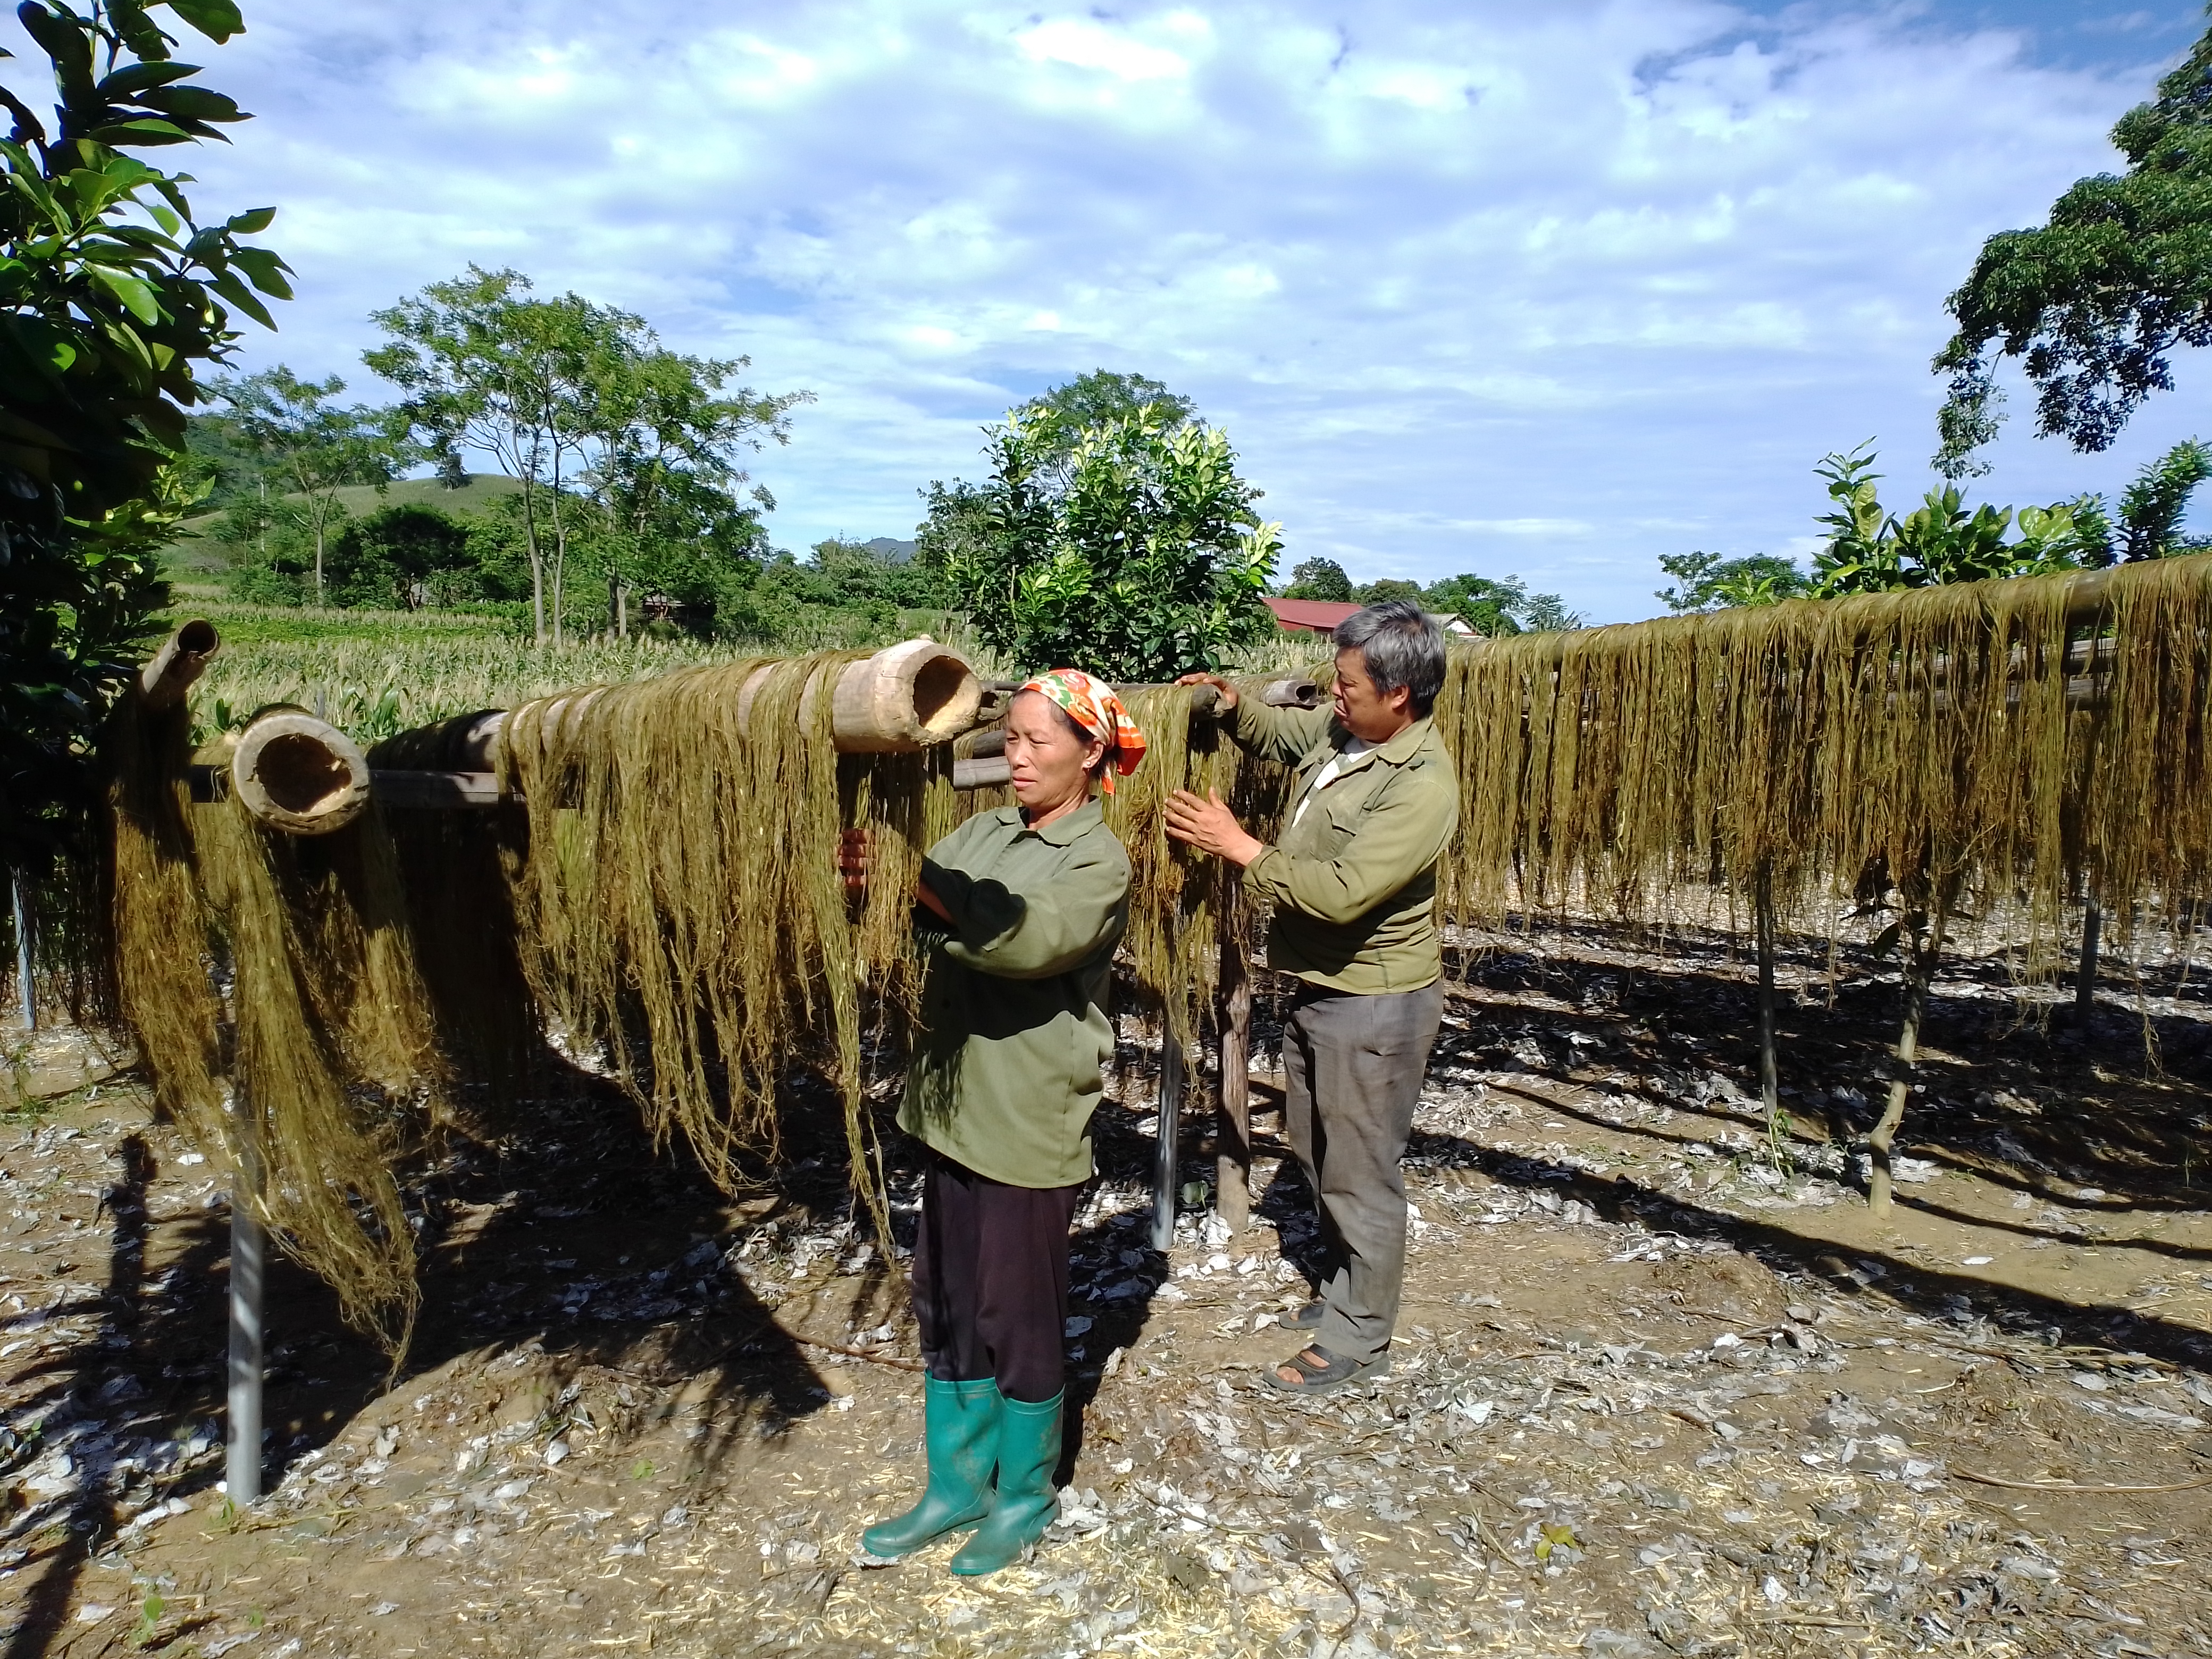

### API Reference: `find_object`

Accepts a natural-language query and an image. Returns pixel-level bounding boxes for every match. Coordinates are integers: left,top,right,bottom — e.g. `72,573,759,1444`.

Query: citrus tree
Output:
0,0,286,872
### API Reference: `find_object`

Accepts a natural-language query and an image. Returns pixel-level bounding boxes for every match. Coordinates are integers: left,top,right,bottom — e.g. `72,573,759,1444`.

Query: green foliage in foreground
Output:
0,0,282,869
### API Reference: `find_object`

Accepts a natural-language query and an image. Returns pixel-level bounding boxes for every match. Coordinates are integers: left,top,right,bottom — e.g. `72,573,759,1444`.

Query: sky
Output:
16,0,2212,623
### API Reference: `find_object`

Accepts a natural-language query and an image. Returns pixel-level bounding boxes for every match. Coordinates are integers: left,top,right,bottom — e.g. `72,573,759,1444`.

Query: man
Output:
1166,600,1457,1394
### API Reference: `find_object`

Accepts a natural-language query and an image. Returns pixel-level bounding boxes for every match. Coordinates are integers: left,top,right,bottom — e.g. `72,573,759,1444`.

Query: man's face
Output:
1333,647,1414,742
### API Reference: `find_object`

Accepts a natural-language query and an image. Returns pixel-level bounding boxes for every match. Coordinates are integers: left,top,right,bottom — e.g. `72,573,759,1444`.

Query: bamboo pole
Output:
2076,898,2102,1018
1754,863,1779,1135
225,1121,266,1506
1151,1033,1184,1252
10,873,31,1034
1216,906,1252,1233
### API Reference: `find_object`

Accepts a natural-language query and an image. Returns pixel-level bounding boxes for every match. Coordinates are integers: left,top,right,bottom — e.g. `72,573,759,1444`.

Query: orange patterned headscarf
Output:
1017,669,1147,793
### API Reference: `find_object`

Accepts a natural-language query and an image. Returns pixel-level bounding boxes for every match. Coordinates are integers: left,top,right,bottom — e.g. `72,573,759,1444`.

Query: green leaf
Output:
223,204,274,233
163,0,246,43
90,267,161,323
230,246,292,299
208,266,273,329
146,200,179,234
95,61,199,98
89,118,197,145
135,85,244,122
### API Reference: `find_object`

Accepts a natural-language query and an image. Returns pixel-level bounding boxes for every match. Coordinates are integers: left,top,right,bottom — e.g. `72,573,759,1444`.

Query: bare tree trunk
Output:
313,521,325,607
1866,877,1956,1219
1216,903,1252,1234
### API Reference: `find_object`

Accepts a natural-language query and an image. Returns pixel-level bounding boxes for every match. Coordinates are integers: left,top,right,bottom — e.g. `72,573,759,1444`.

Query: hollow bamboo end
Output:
231,711,371,835
139,618,221,710
831,638,984,752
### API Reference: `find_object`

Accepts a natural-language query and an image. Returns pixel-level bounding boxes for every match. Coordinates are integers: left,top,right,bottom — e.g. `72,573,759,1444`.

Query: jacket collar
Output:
1314,715,1438,775
1007,794,1105,847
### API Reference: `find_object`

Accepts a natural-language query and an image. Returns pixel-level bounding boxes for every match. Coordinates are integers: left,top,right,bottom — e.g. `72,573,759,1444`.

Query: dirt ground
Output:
1,916,2209,1658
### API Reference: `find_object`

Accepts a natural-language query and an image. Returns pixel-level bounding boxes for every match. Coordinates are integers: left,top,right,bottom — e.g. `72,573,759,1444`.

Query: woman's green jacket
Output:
898,797,1132,1189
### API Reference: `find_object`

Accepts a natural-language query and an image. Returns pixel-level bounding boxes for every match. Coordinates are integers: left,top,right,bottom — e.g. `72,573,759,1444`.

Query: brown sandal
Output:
1261,1344,1389,1394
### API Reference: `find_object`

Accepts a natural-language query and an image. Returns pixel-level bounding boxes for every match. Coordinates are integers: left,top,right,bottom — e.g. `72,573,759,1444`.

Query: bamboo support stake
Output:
225,1113,266,1506
10,872,31,1034
1151,1033,1184,1252
1754,864,1780,1138
2076,898,2102,1018
1216,902,1252,1233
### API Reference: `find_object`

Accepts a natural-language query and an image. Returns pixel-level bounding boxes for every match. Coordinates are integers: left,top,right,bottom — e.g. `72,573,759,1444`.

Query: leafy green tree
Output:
213,365,404,604
1519,592,1586,633
2109,438,2210,562
366,267,599,645
324,502,473,609
1354,577,1422,606
1809,446,2105,597
1655,552,1811,613
0,0,284,870
1283,557,1353,602
928,398,1280,679
578,336,803,636
1933,20,2212,471
1018,369,1195,464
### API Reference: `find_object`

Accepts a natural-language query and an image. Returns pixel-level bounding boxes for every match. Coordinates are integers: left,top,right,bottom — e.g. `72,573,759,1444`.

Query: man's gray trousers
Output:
1281,981,1445,1365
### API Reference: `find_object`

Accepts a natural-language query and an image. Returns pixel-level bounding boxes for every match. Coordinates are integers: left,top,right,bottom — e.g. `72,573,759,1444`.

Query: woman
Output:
862,670,1142,1577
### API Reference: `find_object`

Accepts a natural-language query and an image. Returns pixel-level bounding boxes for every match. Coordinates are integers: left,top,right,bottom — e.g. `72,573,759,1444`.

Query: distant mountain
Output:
864,537,917,564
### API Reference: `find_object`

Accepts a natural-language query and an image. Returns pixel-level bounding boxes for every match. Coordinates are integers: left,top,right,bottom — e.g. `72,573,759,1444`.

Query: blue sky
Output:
20,0,2212,621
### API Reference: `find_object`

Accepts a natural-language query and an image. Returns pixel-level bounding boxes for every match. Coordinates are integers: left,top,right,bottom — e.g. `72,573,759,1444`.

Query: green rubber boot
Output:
949,1389,1062,1577
861,1377,999,1559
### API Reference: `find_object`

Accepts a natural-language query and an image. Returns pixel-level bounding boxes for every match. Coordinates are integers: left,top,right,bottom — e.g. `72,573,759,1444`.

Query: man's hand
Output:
1174,672,1239,713
1165,788,1267,867
915,874,954,924
839,827,868,894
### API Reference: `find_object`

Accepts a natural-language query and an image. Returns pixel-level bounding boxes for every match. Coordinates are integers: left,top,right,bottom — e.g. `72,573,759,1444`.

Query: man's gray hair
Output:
1335,599,1447,717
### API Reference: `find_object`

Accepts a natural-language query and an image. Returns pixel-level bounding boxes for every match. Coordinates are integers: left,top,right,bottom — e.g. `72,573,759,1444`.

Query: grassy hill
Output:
165,473,525,598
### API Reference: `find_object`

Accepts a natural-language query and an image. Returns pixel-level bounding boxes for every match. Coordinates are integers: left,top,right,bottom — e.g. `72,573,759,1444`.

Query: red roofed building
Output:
1261,597,1362,638
1261,596,1476,641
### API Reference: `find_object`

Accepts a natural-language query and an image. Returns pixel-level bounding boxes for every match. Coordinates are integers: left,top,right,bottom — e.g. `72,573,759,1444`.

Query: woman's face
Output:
1004,691,1107,812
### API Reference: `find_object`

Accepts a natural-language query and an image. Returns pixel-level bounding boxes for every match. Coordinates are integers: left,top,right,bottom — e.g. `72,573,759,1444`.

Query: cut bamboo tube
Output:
138,618,220,711
229,709,371,836
1216,903,1252,1233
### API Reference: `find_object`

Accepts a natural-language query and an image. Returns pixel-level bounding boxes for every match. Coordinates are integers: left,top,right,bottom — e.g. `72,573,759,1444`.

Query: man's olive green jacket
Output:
1227,699,1459,995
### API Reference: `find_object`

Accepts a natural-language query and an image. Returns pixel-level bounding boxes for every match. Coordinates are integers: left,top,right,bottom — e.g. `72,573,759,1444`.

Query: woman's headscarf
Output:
1017,668,1147,793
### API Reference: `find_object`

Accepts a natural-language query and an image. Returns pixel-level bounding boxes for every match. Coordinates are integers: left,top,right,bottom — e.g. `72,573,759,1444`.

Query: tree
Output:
1655,552,1812,613
213,365,403,604
1018,369,1195,465
579,336,804,638
926,397,1280,680
369,271,804,644
1808,446,2105,597
365,268,599,646
1933,19,2212,471
1354,577,1422,606
2110,438,2211,562
325,502,473,609
1283,557,1353,602
0,0,284,870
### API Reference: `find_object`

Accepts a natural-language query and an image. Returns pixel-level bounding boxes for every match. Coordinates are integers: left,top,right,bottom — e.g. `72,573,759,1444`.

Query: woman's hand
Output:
839,827,868,894
1174,671,1239,713
1164,788,1266,866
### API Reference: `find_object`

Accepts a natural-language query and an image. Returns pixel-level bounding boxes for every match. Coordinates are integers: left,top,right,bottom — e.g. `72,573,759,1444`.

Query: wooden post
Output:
1216,908,1252,1233
1866,877,1955,1219
1150,1031,1183,1252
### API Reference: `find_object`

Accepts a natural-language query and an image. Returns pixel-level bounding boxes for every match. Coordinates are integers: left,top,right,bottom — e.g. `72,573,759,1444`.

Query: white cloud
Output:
11,0,2206,621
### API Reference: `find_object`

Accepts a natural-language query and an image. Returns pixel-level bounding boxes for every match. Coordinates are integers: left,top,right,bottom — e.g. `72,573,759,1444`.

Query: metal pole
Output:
1216,920,1252,1234
226,1158,265,1505
10,874,32,1033
1150,1032,1184,1252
